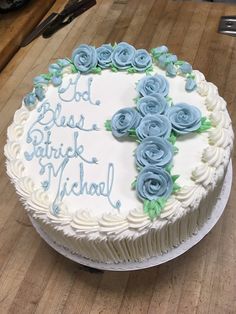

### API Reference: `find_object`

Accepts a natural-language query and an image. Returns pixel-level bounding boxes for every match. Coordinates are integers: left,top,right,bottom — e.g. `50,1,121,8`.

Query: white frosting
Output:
127,208,151,230
4,141,20,160
4,63,233,263
16,68,212,218
13,107,29,124
191,163,215,187
210,110,231,128
6,159,25,180
202,146,224,167
208,127,231,148
7,124,24,141
16,176,35,198
175,185,205,208
159,196,182,220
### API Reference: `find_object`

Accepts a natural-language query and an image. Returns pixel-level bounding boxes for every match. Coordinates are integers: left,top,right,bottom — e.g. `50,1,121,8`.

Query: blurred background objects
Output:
0,0,31,13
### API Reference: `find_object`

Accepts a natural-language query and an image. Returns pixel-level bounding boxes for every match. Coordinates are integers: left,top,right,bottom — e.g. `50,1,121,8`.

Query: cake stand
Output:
29,161,233,271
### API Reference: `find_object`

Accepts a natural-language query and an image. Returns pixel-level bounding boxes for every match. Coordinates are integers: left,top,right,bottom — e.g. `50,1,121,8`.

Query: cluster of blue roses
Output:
109,74,202,203
72,42,152,73
151,45,196,92
24,42,155,109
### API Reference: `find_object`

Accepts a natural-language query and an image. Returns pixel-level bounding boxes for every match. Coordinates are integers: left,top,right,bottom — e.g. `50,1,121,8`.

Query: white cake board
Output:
29,161,232,271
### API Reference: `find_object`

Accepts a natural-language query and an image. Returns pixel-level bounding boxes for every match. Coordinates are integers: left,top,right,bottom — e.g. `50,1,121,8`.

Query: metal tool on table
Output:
218,16,236,36
21,0,96,47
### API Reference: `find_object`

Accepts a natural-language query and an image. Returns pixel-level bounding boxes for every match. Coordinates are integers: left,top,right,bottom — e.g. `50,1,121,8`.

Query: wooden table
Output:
0,0,236,313
0,0,55,72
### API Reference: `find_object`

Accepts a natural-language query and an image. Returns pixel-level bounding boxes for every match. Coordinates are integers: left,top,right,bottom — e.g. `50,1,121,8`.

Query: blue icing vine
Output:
23,42,197,112
105,72,212,220
151,45,197,92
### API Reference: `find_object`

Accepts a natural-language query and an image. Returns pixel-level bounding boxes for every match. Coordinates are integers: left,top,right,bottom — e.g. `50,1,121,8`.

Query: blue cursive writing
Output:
58,73,101,105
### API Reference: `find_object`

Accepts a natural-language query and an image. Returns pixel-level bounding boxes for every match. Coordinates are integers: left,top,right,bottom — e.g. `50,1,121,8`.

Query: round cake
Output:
5,42,233,263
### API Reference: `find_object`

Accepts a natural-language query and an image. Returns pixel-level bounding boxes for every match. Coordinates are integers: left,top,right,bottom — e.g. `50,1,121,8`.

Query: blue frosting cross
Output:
106,73,211,220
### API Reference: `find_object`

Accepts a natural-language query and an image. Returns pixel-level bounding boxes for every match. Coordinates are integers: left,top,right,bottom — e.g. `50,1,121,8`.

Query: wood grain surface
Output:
0,0,236,313
0,0,55,72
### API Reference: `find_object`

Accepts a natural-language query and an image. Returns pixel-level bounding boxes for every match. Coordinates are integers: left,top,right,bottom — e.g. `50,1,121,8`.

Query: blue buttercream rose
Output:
72,44,97,73
136,114,171,140
167,103,201,134
111,42,136,69
136,136,173,168
111,108,141,138
137,94,168,116
137,75,169,97
136,166,173,201
96,44,113,68
24,92,37,110
131,49,152,72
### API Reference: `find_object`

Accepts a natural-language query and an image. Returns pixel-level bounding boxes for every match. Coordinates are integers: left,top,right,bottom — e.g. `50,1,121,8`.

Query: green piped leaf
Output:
144,198,167,220
173,182,181,193
165,163,173,174
111,65,118,72
71,64,78,73
55,70,62,77
104,120,112,131
196,117,212,133
186,72,195,80
168,132,177,145
173,145,179,154
131,179,137,189
128,128,138,138
150,48,156,56
66,57,73,64
150,49,162,60
157,197,167,208
91,67,102,74
41,73,53,80
127,67,137,74
136,165,142,172
175,60,185,66
145,66,153,75
171,174,179,183
171,175,181,193
133,96,140,104
166,96,173,105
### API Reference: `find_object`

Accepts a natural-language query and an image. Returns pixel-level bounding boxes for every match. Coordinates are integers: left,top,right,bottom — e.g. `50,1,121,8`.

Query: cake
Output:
5,42,233,264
